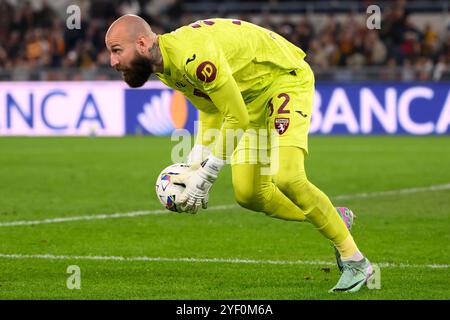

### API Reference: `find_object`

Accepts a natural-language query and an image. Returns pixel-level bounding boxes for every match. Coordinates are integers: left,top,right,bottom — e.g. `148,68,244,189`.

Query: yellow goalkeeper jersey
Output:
156,18,307,159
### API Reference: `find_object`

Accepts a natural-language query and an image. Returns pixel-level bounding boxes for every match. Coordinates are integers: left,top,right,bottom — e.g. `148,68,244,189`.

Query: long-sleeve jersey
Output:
155,18,307,160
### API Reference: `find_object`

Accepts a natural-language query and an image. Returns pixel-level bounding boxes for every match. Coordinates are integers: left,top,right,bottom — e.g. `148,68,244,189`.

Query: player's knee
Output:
274,172,309,195
233,182,266,212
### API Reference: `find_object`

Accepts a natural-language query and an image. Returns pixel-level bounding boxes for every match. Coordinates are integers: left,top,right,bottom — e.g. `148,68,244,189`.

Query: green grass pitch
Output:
0,136,449,299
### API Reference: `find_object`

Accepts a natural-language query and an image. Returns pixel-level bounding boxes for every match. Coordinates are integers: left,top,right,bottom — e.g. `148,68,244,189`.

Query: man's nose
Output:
110,55,119,68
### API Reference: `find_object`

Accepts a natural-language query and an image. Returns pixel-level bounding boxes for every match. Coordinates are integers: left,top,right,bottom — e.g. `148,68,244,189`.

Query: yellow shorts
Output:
232,60,315,165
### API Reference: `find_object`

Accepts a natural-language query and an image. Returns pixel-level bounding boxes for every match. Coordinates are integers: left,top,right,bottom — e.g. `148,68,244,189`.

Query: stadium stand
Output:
0,0,449,81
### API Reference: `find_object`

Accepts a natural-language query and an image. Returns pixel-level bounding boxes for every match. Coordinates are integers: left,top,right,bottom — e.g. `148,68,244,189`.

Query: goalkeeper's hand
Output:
172,156,224,214
170,142,212,190
170,163,203,213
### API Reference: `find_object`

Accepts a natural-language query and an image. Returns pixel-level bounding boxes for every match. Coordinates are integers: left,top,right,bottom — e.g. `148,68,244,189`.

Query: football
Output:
155,163,189,212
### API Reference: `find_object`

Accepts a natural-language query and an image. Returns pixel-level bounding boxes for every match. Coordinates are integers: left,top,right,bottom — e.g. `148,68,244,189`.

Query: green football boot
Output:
329,257,374,293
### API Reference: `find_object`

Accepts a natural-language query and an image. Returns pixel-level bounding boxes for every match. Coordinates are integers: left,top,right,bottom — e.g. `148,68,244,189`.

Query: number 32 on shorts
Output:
268,93,290,117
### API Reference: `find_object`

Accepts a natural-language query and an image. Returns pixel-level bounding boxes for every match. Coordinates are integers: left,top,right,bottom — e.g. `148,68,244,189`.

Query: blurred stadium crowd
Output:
0,0,449,81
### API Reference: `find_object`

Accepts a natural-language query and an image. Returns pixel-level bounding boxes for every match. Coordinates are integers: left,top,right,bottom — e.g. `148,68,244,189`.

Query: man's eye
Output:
113,49,121,53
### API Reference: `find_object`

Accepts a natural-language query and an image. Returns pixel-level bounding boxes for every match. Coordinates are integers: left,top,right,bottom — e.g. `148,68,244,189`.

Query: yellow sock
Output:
309,202,350,244
334,234,359,259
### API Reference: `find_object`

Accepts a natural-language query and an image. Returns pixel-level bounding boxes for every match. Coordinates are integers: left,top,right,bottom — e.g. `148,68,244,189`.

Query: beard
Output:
122,52,153,88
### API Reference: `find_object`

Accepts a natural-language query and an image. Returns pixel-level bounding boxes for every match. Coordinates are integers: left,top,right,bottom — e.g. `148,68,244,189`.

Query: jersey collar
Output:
156,35,171,77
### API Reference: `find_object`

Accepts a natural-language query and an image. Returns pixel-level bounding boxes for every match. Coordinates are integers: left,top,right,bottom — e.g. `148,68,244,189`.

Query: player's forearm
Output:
195,110,223,147
192,115,247,163
187,110,223,165
208,81,249,161
211,121,245,161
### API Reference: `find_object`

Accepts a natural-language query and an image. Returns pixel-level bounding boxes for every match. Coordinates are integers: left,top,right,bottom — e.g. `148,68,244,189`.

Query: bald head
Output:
105,15,163,88
106,14,153,43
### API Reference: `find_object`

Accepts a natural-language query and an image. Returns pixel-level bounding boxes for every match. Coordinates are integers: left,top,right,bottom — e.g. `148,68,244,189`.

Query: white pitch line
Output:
0,183,449,228
0,204,239,227
0,253,447,269
332,183,450,201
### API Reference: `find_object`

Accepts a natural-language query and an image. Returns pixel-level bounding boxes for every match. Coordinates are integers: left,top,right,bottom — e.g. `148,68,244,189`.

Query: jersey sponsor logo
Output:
186,54,196,65
275,118,290,135
196,61,217,83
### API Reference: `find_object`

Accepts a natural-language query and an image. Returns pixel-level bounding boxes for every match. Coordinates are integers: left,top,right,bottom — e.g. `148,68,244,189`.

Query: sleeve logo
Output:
196,61,217,83
186,53,196,65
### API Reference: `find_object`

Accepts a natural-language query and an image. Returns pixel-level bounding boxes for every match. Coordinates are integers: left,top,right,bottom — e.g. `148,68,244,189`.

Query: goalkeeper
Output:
105,15,373,293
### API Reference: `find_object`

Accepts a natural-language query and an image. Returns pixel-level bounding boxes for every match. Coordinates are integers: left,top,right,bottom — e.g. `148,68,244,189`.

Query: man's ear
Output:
136,36,148,54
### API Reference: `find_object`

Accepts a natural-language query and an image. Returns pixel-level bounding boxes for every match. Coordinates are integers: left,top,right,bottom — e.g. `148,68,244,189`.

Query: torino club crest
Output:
275,118,290,135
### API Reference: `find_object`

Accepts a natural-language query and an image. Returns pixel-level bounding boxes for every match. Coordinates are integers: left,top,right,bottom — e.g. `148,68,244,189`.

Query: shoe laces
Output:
342,263,361,276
